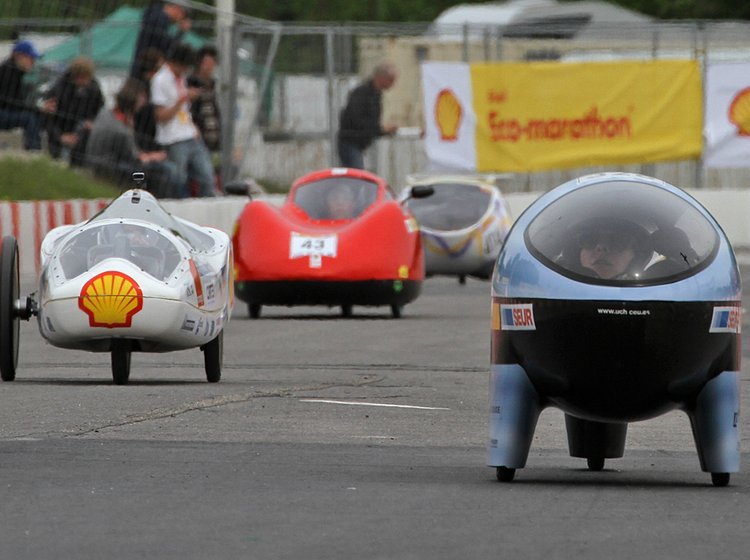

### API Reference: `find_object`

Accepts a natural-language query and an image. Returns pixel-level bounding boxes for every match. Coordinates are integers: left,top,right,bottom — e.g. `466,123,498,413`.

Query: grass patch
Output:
0,154,121,201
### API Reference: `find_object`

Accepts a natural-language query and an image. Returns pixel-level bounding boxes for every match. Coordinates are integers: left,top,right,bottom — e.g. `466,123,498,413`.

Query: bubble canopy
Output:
524,180,720,285
404,182,491,231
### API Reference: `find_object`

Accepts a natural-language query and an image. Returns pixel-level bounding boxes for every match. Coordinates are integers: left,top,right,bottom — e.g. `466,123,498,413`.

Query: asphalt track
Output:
1,272,748,559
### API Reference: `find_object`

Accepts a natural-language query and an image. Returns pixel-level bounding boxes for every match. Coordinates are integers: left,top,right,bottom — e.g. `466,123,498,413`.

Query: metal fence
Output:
4,7,750,196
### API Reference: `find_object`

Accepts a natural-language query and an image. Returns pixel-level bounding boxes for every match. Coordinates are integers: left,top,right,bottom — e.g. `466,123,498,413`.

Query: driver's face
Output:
578,229,635,279
125,227,157,246
328,190,355,219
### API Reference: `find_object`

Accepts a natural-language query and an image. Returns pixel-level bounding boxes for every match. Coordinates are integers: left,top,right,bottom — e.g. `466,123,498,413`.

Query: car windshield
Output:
89,190,215,251
58,223,184,281
293,178,379,220
405,182,491,230
525,180,719,285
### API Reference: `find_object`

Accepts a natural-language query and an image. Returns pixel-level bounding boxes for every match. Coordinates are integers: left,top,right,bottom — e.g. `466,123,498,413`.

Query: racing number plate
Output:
289,232,338,268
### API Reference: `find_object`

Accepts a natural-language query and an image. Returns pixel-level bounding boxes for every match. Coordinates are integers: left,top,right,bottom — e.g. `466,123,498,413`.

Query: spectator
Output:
337,60,399,170
0,40,42,151
187,45,221,152
133,47,165,152
151,43,217,197
86,78,186,199
130,0,191,79
41,56,104,166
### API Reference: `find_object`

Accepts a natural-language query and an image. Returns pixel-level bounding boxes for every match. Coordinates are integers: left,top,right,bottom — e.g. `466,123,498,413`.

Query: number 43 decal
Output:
289,233,338,268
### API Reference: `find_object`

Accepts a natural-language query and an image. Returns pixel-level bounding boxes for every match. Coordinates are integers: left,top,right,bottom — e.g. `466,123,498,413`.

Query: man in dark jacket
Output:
130,0,191,79
41,56,105,166
133,47,165,153
187,45,221,152
337,60,399,170
0,40,42,150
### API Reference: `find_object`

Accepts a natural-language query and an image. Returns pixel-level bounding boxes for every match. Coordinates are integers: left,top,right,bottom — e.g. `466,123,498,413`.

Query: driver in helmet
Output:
574,218,651,280
122,224,159,247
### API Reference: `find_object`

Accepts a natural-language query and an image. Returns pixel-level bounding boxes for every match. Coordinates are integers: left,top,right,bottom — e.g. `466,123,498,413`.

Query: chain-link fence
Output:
3,5,750,196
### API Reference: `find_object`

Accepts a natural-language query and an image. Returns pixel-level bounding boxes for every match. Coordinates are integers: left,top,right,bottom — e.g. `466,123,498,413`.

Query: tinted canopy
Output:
405,182,491,231
525,180,719,285
293,177,379,220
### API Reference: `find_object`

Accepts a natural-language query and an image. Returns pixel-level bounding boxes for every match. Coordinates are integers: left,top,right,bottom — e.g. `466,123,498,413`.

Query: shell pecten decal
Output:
435,88,462,141
729,87,750,136
78,271,144,328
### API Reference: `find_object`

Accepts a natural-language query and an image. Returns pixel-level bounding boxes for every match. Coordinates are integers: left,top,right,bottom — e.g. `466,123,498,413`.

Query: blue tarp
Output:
40,5,205,71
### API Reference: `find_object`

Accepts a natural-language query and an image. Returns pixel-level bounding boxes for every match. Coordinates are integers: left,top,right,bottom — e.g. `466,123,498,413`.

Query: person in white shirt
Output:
150,42,216,197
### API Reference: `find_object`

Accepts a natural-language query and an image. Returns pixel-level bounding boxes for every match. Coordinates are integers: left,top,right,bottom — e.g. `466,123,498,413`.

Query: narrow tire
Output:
0,236,20,381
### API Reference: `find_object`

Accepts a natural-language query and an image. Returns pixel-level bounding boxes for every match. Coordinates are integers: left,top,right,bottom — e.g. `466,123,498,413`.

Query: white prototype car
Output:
401,175,512,283
0,187,233,385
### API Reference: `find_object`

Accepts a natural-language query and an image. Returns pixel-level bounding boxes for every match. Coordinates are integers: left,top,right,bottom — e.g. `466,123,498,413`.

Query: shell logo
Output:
78,271,143,328
435,88,462,141
728,87,750,136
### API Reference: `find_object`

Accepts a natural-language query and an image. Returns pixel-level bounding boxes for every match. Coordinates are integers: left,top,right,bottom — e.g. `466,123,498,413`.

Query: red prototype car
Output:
231,167,431,318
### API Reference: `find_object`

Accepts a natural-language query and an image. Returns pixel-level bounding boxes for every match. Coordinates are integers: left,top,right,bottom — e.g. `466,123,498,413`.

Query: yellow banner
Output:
471,60,703,172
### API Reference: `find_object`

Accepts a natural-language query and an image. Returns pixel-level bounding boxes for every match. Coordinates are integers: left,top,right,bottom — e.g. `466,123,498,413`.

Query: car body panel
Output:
402,175,512,279
232,167,425,309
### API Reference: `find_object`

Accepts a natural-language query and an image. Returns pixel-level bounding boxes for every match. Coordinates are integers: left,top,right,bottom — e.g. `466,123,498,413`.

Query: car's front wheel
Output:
0,236,20,382
111,339,132,385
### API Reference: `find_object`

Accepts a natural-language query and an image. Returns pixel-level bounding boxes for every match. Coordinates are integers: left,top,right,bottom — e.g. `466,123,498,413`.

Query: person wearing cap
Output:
0,40,42,151
130,0,192,79
150,42,216,197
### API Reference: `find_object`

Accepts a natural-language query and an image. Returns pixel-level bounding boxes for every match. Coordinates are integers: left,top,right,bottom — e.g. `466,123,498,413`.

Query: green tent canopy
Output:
40,5,205,71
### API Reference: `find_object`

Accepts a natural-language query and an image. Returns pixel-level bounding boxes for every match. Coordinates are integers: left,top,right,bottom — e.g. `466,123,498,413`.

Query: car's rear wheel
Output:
249,303,261,319
111,339,132,385
711,472,730,487
341,304,353,317
390,304,402,319
0,236,20,381
587,457,605,471
496,467,515,482
203,331,223,383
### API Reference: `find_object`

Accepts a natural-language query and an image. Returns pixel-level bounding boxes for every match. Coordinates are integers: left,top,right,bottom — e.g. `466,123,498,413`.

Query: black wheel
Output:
458,275,466,285
203,331,223,383
111,339,132,385
248,303,261,319
341,304,353,317
587,457,605,471
390,304,402,319
711,472,730,487
496,467,516,482
0,236,20,381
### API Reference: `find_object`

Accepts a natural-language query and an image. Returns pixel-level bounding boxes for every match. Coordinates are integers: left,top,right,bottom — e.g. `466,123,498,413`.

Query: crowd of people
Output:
0,0,403,198
0,0,223,199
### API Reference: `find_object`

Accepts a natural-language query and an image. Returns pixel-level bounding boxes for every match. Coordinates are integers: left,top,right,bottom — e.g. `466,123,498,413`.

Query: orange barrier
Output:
0,198,110,278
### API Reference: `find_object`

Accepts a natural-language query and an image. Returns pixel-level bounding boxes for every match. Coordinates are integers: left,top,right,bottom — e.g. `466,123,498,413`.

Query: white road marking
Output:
299,399,450,411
